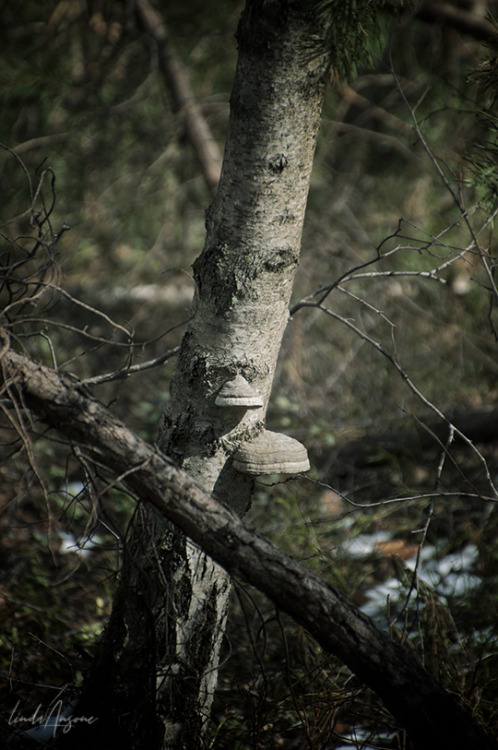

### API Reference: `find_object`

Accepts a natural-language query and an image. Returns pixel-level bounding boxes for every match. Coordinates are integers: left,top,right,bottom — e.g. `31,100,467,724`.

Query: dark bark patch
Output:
196,248,262,311
175,567,193,617
231,83,260,116
264,244,298,272
277,207,296,225
268,152,288,174
188,352,210,385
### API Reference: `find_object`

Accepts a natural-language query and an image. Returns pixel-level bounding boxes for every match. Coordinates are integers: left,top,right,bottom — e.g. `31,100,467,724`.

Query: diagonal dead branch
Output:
1,347,497,750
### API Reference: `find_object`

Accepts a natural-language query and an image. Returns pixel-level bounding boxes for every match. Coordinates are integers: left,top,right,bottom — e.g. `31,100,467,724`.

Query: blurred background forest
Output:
1,1,498,748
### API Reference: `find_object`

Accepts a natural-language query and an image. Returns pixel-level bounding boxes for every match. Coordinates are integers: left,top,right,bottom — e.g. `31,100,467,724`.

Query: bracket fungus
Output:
215,374,264,408
233,430,310,476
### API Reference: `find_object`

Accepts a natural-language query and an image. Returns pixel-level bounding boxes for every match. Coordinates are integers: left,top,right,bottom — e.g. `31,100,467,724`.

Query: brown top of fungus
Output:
215,374,264,408
233,430,310,476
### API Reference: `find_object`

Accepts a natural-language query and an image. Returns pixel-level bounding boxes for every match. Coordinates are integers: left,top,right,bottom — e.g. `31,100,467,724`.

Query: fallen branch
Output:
2,346,497,750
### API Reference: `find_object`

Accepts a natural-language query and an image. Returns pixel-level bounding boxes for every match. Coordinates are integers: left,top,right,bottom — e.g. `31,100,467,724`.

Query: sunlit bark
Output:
48,2,330,747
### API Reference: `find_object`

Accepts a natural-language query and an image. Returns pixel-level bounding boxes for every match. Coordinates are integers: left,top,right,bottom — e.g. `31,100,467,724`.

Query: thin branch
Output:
0,357,49,503
399,423,455,637
383,1,498,44
336,81,414,137
81,345,181,386
342,269,446,284
11,318,133,348
290,222,406,316
10,132,70,156
293,201,498,318
393,70,498,308
291,213,468,316
0,143,34,204
325,120,417,163
309,479,497,510
55,286,134,340
302,300,497,498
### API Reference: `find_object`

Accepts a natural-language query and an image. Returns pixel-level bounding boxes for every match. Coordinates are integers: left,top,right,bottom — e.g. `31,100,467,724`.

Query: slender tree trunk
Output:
60,3,329,748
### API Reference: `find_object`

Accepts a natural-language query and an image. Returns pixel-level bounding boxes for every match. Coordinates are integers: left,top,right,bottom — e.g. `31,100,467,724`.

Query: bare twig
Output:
301,300,497,498
398,423,455,637
81,345,181,386
290,222,406,315
325,120,417,163
11,132,70,156
9,318,133,348
309,479,497,510
393,70,498,311
55,286,133,339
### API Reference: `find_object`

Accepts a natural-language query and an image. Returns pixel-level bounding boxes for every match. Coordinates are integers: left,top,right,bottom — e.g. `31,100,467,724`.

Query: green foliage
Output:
306,0,404,78
467,93,498,208
463,15,498,207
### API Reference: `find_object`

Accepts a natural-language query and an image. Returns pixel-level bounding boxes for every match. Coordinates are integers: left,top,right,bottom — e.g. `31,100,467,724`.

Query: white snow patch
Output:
59,531,101,557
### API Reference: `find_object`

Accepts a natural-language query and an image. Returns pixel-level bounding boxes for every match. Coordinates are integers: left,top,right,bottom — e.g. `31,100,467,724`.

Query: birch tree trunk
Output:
64,3,330,748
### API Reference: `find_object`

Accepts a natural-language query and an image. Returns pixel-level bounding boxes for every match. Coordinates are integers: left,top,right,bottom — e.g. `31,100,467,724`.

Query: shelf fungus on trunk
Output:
233,430,310,476
215,374,264,408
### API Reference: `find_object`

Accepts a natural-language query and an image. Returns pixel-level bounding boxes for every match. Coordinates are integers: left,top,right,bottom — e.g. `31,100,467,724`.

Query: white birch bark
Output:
53,4,329,749
155,4,329,744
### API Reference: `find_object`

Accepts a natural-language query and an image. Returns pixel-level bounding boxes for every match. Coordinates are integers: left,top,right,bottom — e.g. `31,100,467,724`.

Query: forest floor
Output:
1,429,497,749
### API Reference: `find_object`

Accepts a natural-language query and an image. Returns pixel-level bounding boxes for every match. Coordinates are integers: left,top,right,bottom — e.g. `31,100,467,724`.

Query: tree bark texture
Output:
2,347,497,750
161,0,328,493
154,2,329,743
52,3,329,748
